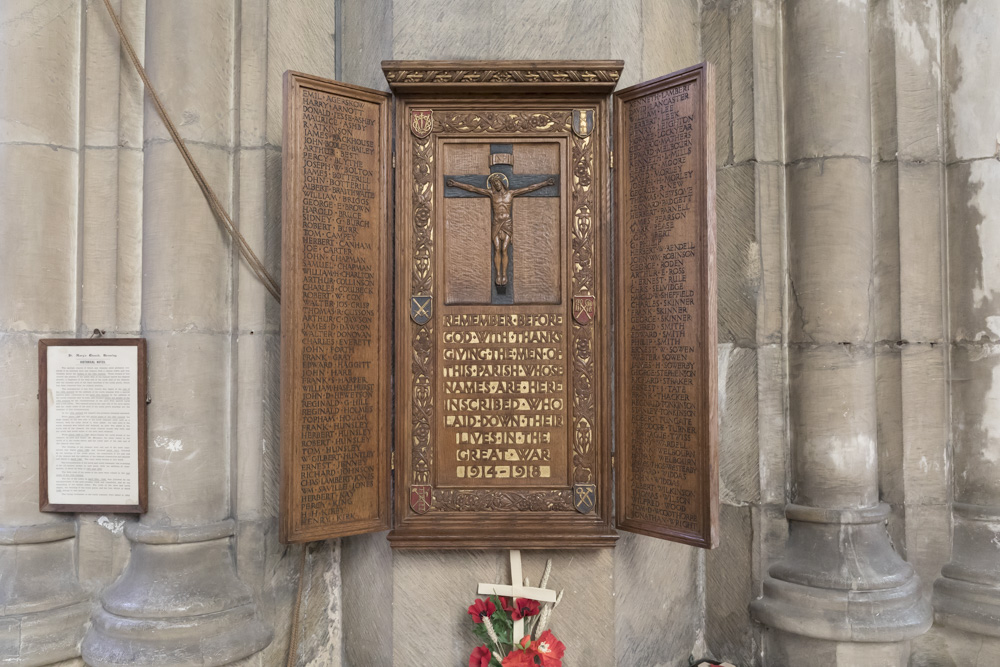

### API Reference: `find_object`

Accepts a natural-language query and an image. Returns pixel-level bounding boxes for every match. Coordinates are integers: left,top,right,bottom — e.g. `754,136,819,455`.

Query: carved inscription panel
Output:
438,312,568,487
280,73,390,543
615,64,718,548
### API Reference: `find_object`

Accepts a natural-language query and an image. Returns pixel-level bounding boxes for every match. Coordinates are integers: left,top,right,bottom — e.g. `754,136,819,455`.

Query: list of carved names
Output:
626,82,701,531
438,312,568,486
296,88,380,528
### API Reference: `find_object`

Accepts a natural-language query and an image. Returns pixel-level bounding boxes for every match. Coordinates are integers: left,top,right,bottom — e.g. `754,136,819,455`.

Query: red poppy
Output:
530,630,565,667
469,644,492,667
500,596,516,613
468,598,496,624
510,598,541,621
501,649,537,667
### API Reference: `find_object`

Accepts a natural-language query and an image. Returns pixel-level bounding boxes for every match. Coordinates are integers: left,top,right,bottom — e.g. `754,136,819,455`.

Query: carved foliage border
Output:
411,135,433,485
386,68,620,86
571,130,596,484
408,109,594,513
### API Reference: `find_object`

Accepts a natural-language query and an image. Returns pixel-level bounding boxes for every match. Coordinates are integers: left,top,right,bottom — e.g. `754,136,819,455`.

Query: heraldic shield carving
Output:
410,109,433,138
410,485,432,514
573,294,596,325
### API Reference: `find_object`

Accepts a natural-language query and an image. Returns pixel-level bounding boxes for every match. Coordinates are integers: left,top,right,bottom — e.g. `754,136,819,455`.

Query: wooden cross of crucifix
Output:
444,144,559,304
478,550,557,647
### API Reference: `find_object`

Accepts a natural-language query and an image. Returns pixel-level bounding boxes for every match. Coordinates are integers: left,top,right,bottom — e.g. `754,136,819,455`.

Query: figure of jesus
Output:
447,173,556,286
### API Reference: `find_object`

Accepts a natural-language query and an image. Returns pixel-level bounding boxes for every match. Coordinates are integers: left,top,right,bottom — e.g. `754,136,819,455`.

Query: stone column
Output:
0,1,90,664
81,2,271,664
750,1,931,663
932,1,1000,661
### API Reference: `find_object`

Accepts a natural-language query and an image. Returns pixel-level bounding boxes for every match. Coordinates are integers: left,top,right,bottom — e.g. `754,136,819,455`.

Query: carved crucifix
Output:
444,145,558,302
447,172,555,288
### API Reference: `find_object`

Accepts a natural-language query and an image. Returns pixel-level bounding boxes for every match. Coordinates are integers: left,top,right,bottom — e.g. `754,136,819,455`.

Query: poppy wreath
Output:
466,594,566,667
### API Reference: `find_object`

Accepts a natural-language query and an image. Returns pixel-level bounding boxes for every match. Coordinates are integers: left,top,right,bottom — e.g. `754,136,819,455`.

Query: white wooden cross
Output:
478,550,557,647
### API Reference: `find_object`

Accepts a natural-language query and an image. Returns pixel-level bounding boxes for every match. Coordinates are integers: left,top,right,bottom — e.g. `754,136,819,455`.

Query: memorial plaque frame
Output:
277,60,719,551
280,72,393,544
385,61,622,549
613,63,718,548
38,338,148,514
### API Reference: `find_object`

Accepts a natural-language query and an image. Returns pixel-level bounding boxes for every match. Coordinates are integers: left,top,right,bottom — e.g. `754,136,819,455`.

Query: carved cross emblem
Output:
478,550,557,647
410,295,432,325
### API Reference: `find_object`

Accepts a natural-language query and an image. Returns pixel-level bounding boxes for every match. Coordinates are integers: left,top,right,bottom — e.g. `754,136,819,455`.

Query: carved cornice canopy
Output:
382,60,624,93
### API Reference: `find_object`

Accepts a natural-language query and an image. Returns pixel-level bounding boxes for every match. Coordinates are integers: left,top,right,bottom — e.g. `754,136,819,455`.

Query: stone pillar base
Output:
0,600,90,667
933,503,1000,638
0,522,88,666
914,625,1000,665
935,577,1000,637
762,629,911,667
752,504,931,662
82,521,271,667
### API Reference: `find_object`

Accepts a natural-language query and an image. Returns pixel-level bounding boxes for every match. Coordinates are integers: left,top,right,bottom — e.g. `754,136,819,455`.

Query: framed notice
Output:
39,338,147,513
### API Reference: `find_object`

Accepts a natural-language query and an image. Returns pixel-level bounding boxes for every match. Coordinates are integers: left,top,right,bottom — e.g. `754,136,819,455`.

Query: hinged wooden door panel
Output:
614,63,718,548
280,71,393,543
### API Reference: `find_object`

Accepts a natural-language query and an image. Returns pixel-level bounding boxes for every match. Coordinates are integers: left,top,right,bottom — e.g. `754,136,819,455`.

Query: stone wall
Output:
0,1,340,665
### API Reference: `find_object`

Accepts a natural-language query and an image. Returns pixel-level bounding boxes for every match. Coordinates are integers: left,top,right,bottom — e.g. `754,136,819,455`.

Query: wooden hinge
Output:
392,152,396,169
610,150,614,170
611,454,616,471
391,450,395,471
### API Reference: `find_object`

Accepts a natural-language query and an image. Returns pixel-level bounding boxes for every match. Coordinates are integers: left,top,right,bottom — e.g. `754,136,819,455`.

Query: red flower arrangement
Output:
510,598,540,621
530,630,565,667
466,559,566,667
469,598,497,624
470,644,492,667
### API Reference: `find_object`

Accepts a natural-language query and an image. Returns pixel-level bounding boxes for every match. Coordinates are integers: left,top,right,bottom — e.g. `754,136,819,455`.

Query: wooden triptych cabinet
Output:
280,61,717,549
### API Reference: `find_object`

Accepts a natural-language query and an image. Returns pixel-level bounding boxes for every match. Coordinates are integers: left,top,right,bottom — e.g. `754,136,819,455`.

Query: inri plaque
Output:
280,72,391,543
614,63,718,548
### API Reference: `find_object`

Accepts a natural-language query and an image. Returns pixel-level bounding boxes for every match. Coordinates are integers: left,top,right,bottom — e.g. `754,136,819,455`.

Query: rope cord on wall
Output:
100,0,281,303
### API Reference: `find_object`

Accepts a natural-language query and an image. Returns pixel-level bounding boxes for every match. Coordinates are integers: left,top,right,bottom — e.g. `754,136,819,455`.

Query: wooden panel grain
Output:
614,63,718,548
513,143,560,175
513,196,561,304
443,142,492,176
444,198,492,304
280,71,392,544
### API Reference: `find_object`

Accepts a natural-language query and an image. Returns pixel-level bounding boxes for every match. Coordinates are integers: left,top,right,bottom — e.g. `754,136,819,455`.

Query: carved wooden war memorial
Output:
280,60,717,550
